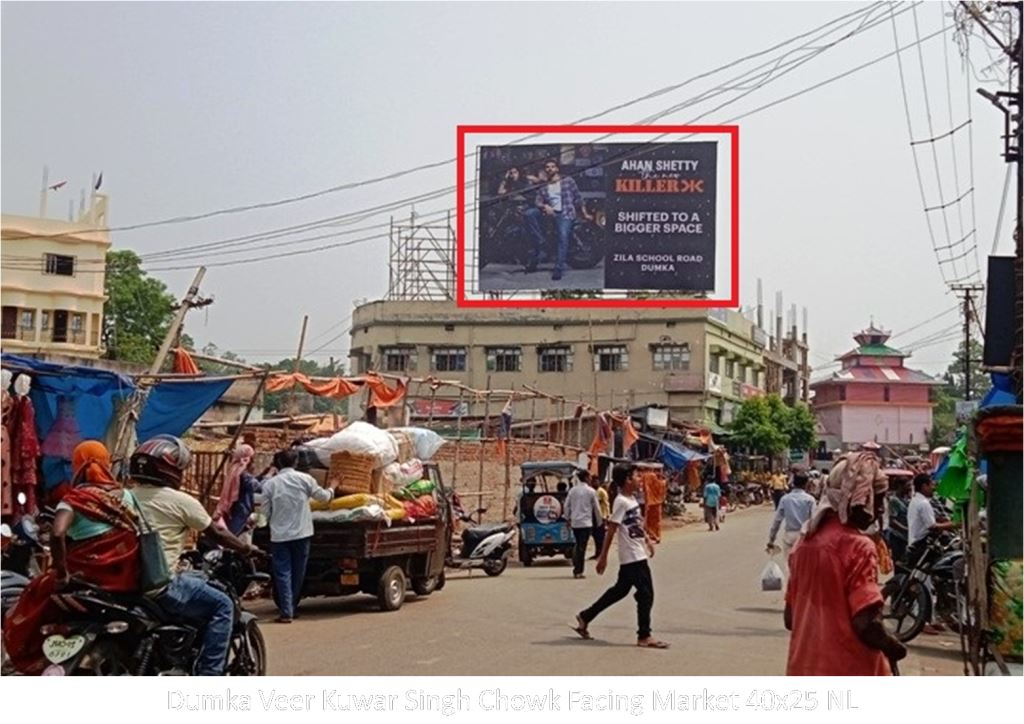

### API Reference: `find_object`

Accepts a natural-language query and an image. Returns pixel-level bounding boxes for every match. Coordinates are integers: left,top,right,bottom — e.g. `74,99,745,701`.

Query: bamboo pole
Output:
478,377,491,514
452,387,465,491
529,393,538,460
205,371,269,511
503,407,512,521
427,384,438,428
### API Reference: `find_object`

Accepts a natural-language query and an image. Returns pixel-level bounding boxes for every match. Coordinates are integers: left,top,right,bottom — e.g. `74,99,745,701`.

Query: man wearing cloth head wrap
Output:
784,450,907,675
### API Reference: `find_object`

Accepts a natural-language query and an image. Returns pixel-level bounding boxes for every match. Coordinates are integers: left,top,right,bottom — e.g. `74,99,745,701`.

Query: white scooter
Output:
445,495,516,577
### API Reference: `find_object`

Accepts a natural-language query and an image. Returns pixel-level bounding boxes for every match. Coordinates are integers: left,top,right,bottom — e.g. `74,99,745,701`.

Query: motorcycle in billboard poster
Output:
476,141,717,293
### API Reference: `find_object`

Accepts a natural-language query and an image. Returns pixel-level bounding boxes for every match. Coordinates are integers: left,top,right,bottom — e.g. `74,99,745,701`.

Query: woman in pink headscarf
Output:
214,444,258,538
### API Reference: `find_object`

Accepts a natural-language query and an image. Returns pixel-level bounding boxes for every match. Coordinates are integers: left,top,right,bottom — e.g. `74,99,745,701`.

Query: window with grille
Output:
725,359,735,378
486,347,521,372
431,347,467,372
709,355,720,374
594,345,628,372
652,344,690,371
538,346,573,373
20,309,35,329
44,254,75,276
381,346,417,372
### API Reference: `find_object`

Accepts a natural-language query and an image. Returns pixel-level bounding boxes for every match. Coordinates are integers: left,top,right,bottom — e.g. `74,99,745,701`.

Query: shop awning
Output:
657,440,711,471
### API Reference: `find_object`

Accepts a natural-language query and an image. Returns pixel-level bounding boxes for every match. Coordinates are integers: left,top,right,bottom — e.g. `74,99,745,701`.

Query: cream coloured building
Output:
348,299,792,429
1,195,110,358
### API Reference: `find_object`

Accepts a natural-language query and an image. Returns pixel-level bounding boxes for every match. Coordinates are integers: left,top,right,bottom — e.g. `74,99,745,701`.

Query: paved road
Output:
256,505,966,676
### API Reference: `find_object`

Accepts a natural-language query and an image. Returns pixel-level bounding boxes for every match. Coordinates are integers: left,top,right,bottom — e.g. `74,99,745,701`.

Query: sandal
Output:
570,614,592,640
637,639,669,649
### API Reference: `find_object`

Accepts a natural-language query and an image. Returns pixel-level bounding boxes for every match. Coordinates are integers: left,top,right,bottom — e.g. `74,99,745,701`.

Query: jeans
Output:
571,527,592,575
580,560,654,639
157,571,234,676
271,537,312,619
523,207,573,273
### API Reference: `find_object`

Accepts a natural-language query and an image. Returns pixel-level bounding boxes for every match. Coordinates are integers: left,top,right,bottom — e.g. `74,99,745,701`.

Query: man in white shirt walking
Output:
572,464,669,649
564,470,601,579
766,471,816,572
259,448,334,623
905,473,955,565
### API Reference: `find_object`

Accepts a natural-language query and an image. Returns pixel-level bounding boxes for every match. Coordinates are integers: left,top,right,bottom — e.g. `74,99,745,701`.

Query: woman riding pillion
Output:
4,440,143,673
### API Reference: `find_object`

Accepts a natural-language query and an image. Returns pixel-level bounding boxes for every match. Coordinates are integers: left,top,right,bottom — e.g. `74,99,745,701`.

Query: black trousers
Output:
572,527,593,575
592,523,606,557
581,559,654,639
772,489,786,509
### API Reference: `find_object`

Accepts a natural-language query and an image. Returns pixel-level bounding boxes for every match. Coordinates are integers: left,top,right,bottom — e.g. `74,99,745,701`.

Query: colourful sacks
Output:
394,479,435,500
402,494,438,521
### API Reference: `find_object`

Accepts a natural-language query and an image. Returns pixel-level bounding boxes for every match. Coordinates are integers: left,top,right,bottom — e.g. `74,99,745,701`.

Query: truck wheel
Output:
483,558,507,577
412,575,440,596
519,546,532,567
377,566,407,611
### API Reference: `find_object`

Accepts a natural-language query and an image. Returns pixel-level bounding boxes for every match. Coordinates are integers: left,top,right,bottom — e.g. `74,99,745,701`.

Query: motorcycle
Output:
881,534,968,643
38,548,268,676
1,514,44,579
663,482,686,518
479,198,604,270
445,494,515,577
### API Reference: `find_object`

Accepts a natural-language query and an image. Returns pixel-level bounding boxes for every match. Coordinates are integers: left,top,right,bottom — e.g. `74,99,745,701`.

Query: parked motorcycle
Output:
445,495,515,577
881,534,968,643
663,482,686,518
479,199,604,270
37,548,268,676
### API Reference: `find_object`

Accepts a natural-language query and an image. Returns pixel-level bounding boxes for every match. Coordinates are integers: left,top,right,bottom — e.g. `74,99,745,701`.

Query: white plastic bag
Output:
310,422,398,465
760,559,784,591
389,427,446,460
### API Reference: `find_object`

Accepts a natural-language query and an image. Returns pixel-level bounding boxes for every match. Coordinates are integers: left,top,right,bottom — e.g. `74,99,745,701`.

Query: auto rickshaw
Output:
515,461,581,566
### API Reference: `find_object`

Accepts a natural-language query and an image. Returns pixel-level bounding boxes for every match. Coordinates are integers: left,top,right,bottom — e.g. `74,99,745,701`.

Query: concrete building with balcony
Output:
348,300,780,430
1,195,110,358
811,323,939,451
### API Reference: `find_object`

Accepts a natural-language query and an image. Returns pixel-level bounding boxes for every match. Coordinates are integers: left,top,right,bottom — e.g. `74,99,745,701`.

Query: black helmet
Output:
129,434,192,488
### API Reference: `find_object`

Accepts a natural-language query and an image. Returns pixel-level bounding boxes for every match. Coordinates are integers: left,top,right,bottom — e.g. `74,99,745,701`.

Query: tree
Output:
730,394,816,457
926,339,986,448
103,250,176,364
941,339,987,401
730,396,788,456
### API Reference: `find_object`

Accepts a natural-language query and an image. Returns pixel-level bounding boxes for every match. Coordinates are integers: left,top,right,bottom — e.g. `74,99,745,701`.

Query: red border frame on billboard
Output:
456,124,739,309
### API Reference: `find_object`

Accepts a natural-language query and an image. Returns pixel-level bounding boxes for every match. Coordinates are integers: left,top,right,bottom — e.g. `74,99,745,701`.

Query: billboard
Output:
476,141,717,293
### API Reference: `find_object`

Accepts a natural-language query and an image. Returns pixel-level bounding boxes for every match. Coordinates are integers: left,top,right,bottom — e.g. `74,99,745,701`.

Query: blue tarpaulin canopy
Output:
2,353,238,492
656,439,711,471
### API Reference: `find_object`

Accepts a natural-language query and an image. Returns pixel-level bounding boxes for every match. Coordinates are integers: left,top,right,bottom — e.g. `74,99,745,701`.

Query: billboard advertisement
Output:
476,141,717,293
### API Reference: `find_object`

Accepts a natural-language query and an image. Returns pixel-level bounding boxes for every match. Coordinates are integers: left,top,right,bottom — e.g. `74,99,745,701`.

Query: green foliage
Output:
730,395,788,455
942,339,987,401
926,340,984,448
103,250,176,364
730,394,816,455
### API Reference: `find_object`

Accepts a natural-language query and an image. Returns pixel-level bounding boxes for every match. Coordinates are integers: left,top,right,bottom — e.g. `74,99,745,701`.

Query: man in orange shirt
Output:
642,470,666,543
784,452,907,675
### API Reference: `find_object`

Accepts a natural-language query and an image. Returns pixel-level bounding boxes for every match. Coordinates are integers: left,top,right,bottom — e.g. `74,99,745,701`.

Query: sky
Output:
1,1,1014,378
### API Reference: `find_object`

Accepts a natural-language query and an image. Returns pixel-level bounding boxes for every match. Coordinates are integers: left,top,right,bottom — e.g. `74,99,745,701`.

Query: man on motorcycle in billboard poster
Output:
523,159,594,280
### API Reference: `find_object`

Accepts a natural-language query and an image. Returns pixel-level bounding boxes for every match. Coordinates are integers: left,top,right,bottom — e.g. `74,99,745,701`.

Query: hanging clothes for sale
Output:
4,373,41,519
1,370,13,517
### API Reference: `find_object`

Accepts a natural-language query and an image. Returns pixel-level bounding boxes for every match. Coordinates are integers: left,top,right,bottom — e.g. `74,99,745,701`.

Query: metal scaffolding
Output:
387,211,456,301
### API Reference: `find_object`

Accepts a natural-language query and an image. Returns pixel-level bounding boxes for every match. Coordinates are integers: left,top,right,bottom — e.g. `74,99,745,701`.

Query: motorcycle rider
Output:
905,473,956,565
129,435,262,676
523,159,593,281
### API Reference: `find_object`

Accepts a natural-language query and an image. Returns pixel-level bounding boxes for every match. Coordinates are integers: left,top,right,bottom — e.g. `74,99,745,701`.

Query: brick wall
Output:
433,438,584,522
